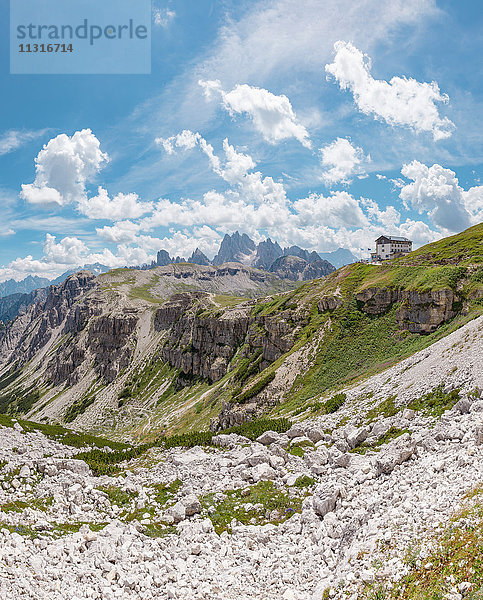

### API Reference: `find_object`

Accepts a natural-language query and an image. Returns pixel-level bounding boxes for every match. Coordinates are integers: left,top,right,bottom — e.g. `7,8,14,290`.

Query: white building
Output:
371,235,413,262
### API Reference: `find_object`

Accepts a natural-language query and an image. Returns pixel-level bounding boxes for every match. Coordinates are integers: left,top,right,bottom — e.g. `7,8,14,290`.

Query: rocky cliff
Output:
355,287,460,333
0,288,48,324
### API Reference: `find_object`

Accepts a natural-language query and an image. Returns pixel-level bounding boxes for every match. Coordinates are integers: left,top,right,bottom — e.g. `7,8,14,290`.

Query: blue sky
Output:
0,0,482,281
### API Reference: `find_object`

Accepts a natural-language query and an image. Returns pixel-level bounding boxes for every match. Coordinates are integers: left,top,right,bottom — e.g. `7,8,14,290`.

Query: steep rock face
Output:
0,272,97,367
395,290,458,334
188,248,211,266
253,239,283,270
87,314,139,382
355,287,459,333
303,259,336,280
246,312,302,364
155,294,251,382
0,271,144,390
269,256,336,281
0,288,48,324
156,250,172,266
213,233,256,266
155,293,305,382
317,296,343,312
215,401,259,431
46,309,140,387
269,256,308,281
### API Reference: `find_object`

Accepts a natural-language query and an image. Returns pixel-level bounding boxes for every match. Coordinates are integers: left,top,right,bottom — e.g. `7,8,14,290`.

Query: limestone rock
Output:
375,434,415,475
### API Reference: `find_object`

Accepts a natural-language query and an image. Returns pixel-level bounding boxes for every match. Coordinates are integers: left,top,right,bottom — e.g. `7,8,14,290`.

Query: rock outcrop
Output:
155,293,300,382
355,287,460,333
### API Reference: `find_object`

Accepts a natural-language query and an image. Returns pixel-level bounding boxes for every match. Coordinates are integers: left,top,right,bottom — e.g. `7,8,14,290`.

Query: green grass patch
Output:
288,439,315,456
395,222,483,267
407,385,460,417
288,299,480,407
96,486,138,507
0,413,128,451
213,295,248,308
366,396,399,422
1,497,53,513
0,385,41,415
351,427,411,455
128,276,162,303
153,479,182,506
200,481,306,534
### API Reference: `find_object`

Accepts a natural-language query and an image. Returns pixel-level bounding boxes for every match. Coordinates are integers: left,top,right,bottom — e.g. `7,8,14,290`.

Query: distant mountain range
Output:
0,263,110,299
0,234,357,320
150,232,357,273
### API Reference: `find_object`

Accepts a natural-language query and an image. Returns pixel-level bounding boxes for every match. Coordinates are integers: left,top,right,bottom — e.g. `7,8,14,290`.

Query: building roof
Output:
375,235,411,243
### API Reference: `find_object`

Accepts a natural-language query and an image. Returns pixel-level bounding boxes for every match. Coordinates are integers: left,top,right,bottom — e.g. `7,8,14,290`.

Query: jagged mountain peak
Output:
0,275,51,299
269,255,336,281
212,231,257,266
188,248,211,266
151,231,355,274
253,238,283,270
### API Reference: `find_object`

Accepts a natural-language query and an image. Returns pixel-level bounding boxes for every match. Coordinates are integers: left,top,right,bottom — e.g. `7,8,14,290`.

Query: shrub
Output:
118,387,132,400
160,431,214,449
234,349,263,383
64,395,96,423
293,475,316,488
407,385,460,417
323,392,346,414
233,371,276,404
76,445,150,476
224,417,292,440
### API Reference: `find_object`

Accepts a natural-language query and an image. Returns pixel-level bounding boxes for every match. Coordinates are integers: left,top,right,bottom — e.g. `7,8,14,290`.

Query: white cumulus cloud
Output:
43,234,88,265
20,129,109,207
294,191,369,229
325,41,454,141
199,80,311,148
320,137,370,185
157,130,221,172
78,187,153,221
157,131,286,206
96,221,141,244
399,161,481,232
